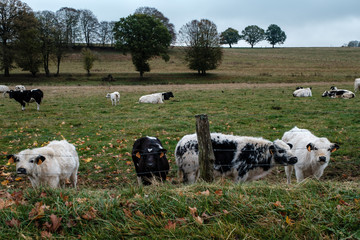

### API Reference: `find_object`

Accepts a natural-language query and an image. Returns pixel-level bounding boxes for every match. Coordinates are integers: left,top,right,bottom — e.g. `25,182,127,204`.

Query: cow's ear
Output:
306,143,315,152
330,144,340,153
269,145,275,155
287,143,293,149
7,155,16,164
35,155,46,165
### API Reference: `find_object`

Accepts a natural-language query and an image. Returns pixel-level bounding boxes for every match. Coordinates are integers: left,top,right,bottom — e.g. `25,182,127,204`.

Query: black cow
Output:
162,92,174,100
131,136,169,185
8,89,43,111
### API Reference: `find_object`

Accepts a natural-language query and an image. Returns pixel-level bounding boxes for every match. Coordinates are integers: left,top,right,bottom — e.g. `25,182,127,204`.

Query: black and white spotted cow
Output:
8,89,44,111
131,136,170,185
322,86,355,99
175,133,298,184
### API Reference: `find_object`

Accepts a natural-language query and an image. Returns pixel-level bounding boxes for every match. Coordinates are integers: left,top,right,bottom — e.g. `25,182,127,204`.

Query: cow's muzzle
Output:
17,168,27,175
318,156,327,163
288,157,298,165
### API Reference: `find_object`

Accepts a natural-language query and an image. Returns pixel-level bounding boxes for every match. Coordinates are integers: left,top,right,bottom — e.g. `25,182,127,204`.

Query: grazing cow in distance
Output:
175,133,297,184
354,78,360,92
7,140,79,188
322,86,355,99
8,89,43,111
106,91,120,106
0,85,10,97
131,136,169,185
293,87,312,97
282,126,339,184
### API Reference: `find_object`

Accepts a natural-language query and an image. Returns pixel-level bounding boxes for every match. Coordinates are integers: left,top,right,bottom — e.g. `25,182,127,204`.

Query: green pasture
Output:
0,47,359,239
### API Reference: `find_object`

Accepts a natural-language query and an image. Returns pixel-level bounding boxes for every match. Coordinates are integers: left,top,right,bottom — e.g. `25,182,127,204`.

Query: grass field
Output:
0,47,359,239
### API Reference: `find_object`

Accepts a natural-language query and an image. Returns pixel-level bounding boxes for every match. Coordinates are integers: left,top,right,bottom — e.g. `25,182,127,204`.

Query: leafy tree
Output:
179,19,222,75
135,7,176,44
79,9,99,47
81,48,97,76
113,14,172,77
35,10,57,77
0,0,33,77
241,25,265,48
265,24,286,48
220,27,241,48
14,9,42,76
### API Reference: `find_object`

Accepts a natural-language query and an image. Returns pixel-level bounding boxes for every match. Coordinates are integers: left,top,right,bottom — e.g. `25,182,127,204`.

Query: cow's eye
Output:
278,150,285,153
30,160,34,163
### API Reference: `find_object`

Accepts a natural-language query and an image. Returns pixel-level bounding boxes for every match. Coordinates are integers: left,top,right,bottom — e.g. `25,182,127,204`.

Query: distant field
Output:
2,47,360,85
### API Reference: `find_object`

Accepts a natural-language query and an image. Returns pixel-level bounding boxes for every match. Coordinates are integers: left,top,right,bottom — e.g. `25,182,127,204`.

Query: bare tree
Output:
0,0,33,76
98,21,113,46
56,7,80,47
79,9,99,47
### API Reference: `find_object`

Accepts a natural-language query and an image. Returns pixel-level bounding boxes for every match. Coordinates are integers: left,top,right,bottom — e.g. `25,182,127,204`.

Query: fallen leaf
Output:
286,216,295,226
29,202,46,220
81,207,97,220
83,158,92,163
6,218,20,228
189,207,197,216
194,216,203,224
274,201,284,208
60,193,69,202
48,214,62,232
164,220,176,230
135,210,145,217
1,180,9,186
214,189,223,196
123,208,132,218
41,231,52,239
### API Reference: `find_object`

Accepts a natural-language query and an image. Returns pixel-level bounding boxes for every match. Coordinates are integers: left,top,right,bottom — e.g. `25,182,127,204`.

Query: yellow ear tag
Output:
136,152,141,159
37,159,43,165
307,146,312,152
269,149,273,155
160,152,164,158
331,148,337,153
8,156,14,164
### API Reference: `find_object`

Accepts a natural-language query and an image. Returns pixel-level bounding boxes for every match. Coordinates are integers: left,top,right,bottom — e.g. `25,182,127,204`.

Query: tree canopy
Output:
241,25,265,48
179,19,222,75
265,24,286,48
220,27,241,48
113,14,172,77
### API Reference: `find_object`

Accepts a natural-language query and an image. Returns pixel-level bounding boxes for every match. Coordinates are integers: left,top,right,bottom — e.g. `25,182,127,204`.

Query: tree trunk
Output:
55,56,61,76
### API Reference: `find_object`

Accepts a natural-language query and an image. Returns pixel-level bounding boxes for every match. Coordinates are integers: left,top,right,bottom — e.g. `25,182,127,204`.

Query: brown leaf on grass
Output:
44,214,62,232
0,199,15,210
194,216,203,224
214,189,223,196
164,220,176,230
273,201,284,208
339,199,350,206
41,231,52,239
81,207,97,220
66,219,77,228
60,192,69,202
123,208,132,218
135,210,145,217
286,216,295,226
40,192,47,198
189,206,197,216
6,218,20,228
29,202,47,220
196,190,210,196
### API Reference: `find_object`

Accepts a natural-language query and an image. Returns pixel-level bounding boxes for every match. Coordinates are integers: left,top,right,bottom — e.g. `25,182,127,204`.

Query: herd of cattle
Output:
2,78,357,188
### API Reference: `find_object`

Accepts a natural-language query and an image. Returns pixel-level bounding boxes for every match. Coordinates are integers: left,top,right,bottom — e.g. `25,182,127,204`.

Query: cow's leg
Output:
294,169,305,183
36,102,40,110
70,170,78,188
47,177,60,188
285,165,293,184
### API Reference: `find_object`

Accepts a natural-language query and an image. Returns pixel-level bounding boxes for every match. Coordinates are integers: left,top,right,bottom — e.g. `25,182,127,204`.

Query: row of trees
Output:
220,24,287,48
0,0,282,78
347,41,360,47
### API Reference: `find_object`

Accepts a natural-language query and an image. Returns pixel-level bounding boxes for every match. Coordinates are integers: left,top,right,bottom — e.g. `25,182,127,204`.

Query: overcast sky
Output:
22,0,360,47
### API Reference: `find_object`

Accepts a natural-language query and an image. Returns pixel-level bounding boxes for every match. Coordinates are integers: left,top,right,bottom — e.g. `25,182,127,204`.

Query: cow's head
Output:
269,140,298,165
162,92,174,100
7,153,46,176
133,147,168,171
306,138,339,164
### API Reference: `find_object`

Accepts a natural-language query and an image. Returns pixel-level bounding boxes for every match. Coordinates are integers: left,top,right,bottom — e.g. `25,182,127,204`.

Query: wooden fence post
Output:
195,114,215,182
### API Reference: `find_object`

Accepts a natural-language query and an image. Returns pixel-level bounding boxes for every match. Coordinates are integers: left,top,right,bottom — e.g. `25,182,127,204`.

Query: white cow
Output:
7,140,79,188
293,87,312,97
282,127,339,184
139,93,164,104
0,85,10,97
354,78,360,92
106,91,120,106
